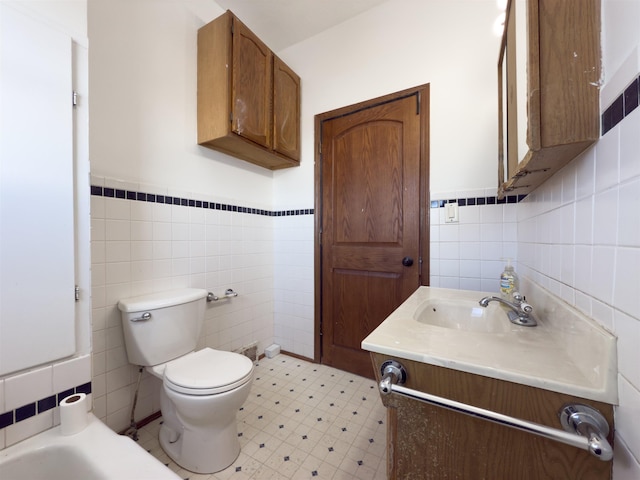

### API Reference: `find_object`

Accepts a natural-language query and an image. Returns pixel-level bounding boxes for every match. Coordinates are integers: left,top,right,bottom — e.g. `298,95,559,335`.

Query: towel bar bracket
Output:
207,289,238,302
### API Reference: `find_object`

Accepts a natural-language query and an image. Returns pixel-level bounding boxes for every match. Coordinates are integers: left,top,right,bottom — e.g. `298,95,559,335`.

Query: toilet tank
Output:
117,288,207,366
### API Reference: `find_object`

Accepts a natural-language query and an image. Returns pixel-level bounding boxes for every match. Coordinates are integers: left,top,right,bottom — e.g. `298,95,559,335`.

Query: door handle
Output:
402,256,414,267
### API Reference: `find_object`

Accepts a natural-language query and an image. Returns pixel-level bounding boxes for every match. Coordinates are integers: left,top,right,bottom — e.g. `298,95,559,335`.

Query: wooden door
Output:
316,86,429,378
273,56,301,162
232,16,272,148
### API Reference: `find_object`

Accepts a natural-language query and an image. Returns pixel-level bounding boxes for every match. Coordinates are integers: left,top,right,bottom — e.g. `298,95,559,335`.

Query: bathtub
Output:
0,414,180,479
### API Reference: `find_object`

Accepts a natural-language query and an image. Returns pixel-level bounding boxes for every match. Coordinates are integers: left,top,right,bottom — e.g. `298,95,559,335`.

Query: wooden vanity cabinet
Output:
197,11,300,170
371,354,614,480
498,0,600,197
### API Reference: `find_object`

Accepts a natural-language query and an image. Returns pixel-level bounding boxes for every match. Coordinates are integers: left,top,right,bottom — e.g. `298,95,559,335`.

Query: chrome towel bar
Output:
207,289,238,302
378,360,613,461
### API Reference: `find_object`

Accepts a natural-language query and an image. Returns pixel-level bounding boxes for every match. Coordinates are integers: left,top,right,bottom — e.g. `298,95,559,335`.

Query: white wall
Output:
88,0,274,205
274,0,503,208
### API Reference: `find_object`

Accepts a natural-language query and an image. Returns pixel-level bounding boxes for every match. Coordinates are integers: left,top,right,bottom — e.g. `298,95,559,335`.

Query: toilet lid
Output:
163,348,254,395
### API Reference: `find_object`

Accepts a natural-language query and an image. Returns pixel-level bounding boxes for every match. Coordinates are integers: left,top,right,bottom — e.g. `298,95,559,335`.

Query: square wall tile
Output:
53,355,92,393
593,189,619,246
616,377,640,465
595,128,620,193
618,179,640,247
615,310,640,390
5,366,52,411
620,108,640,181
614,248,640,319
5,410,53,447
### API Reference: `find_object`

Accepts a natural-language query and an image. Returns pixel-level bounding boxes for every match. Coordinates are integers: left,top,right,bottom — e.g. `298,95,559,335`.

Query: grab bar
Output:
207,289,238,302
378,360,613,461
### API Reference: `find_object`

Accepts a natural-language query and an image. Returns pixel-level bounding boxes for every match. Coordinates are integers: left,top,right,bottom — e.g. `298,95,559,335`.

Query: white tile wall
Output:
518,107,640,477
430,190,519,293
429,107,640,478
273,214,315,359
90,175,279,432
0,354,91,449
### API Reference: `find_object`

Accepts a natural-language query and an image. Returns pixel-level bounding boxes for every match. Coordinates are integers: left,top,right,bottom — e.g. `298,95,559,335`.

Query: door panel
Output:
319,90,428,378
334,121,403,244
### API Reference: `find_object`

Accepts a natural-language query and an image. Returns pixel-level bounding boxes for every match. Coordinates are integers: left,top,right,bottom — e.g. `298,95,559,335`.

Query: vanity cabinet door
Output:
273,55,301,162
231,17,273,150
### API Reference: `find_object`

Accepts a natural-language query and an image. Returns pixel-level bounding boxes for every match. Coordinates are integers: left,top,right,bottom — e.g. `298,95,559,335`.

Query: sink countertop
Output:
361,285,618,404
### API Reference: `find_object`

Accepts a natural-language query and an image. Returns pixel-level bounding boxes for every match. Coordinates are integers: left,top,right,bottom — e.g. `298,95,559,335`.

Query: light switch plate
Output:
445,202,459,223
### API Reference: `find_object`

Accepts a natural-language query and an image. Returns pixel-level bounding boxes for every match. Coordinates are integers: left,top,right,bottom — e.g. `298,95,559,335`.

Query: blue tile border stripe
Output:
602,74,640,135
91,185,314,217
430,194,526,209
0,382,91,430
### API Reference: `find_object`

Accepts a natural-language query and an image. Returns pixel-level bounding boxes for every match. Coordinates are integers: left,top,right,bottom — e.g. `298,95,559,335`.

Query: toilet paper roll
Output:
59,393,89,436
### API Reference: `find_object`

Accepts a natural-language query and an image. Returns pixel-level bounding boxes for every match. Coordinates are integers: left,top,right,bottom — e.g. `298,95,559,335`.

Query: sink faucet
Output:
479,292,537,327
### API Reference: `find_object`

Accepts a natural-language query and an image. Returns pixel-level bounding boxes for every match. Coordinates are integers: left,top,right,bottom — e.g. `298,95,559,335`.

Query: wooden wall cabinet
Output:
371,354,614,480
498,0,600,197
197,11,301,170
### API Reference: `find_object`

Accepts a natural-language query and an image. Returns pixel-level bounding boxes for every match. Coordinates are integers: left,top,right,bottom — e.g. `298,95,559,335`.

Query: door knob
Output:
402,256,414,267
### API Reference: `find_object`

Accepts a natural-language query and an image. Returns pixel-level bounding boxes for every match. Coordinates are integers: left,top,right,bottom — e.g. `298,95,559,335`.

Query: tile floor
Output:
137,354,388,479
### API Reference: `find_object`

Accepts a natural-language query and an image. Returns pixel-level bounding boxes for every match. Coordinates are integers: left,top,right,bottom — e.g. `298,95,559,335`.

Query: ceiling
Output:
212,0,391,52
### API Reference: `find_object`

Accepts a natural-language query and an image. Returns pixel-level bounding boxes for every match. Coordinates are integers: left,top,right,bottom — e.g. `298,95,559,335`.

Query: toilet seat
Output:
161,348,253,396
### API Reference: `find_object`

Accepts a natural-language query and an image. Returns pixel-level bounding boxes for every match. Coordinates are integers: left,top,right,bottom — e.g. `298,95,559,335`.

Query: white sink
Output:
362,283,618,404
414,298,510,334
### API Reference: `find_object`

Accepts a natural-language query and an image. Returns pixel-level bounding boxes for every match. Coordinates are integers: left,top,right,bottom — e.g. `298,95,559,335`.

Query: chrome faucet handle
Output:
511,292,533,313
519,302,533,314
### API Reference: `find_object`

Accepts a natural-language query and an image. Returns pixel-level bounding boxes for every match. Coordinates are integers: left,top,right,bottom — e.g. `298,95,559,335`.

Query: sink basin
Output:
414,298,510,333
361,284,618,404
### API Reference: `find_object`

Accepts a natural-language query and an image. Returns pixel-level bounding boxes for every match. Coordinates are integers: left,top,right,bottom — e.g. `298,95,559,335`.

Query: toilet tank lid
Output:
118,288,207,313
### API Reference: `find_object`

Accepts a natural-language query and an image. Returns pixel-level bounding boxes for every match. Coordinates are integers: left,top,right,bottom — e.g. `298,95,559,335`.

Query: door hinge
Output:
318,229,322,245
72,91,78,107
416,92,420,115
75,285,80,301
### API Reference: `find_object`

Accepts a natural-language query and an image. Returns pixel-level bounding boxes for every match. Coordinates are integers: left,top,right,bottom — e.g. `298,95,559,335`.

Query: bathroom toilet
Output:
118,288,254,474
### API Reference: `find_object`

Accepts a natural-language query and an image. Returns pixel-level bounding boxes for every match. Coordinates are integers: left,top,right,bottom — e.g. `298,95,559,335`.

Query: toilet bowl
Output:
117,289,255,474
148,348,254,473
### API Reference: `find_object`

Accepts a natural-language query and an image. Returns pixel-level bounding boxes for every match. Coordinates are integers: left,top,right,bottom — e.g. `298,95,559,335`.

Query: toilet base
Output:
156,371,253,474
159,418,240,474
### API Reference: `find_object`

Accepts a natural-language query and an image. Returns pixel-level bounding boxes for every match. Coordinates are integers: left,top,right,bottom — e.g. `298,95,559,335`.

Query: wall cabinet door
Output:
273,56,301,161
231,18,273,150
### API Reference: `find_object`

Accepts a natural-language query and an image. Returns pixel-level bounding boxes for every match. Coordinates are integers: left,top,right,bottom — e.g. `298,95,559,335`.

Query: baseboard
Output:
279,350,314,363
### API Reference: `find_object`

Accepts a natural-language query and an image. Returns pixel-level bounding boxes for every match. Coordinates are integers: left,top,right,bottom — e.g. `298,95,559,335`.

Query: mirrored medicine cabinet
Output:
498,0,601,198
